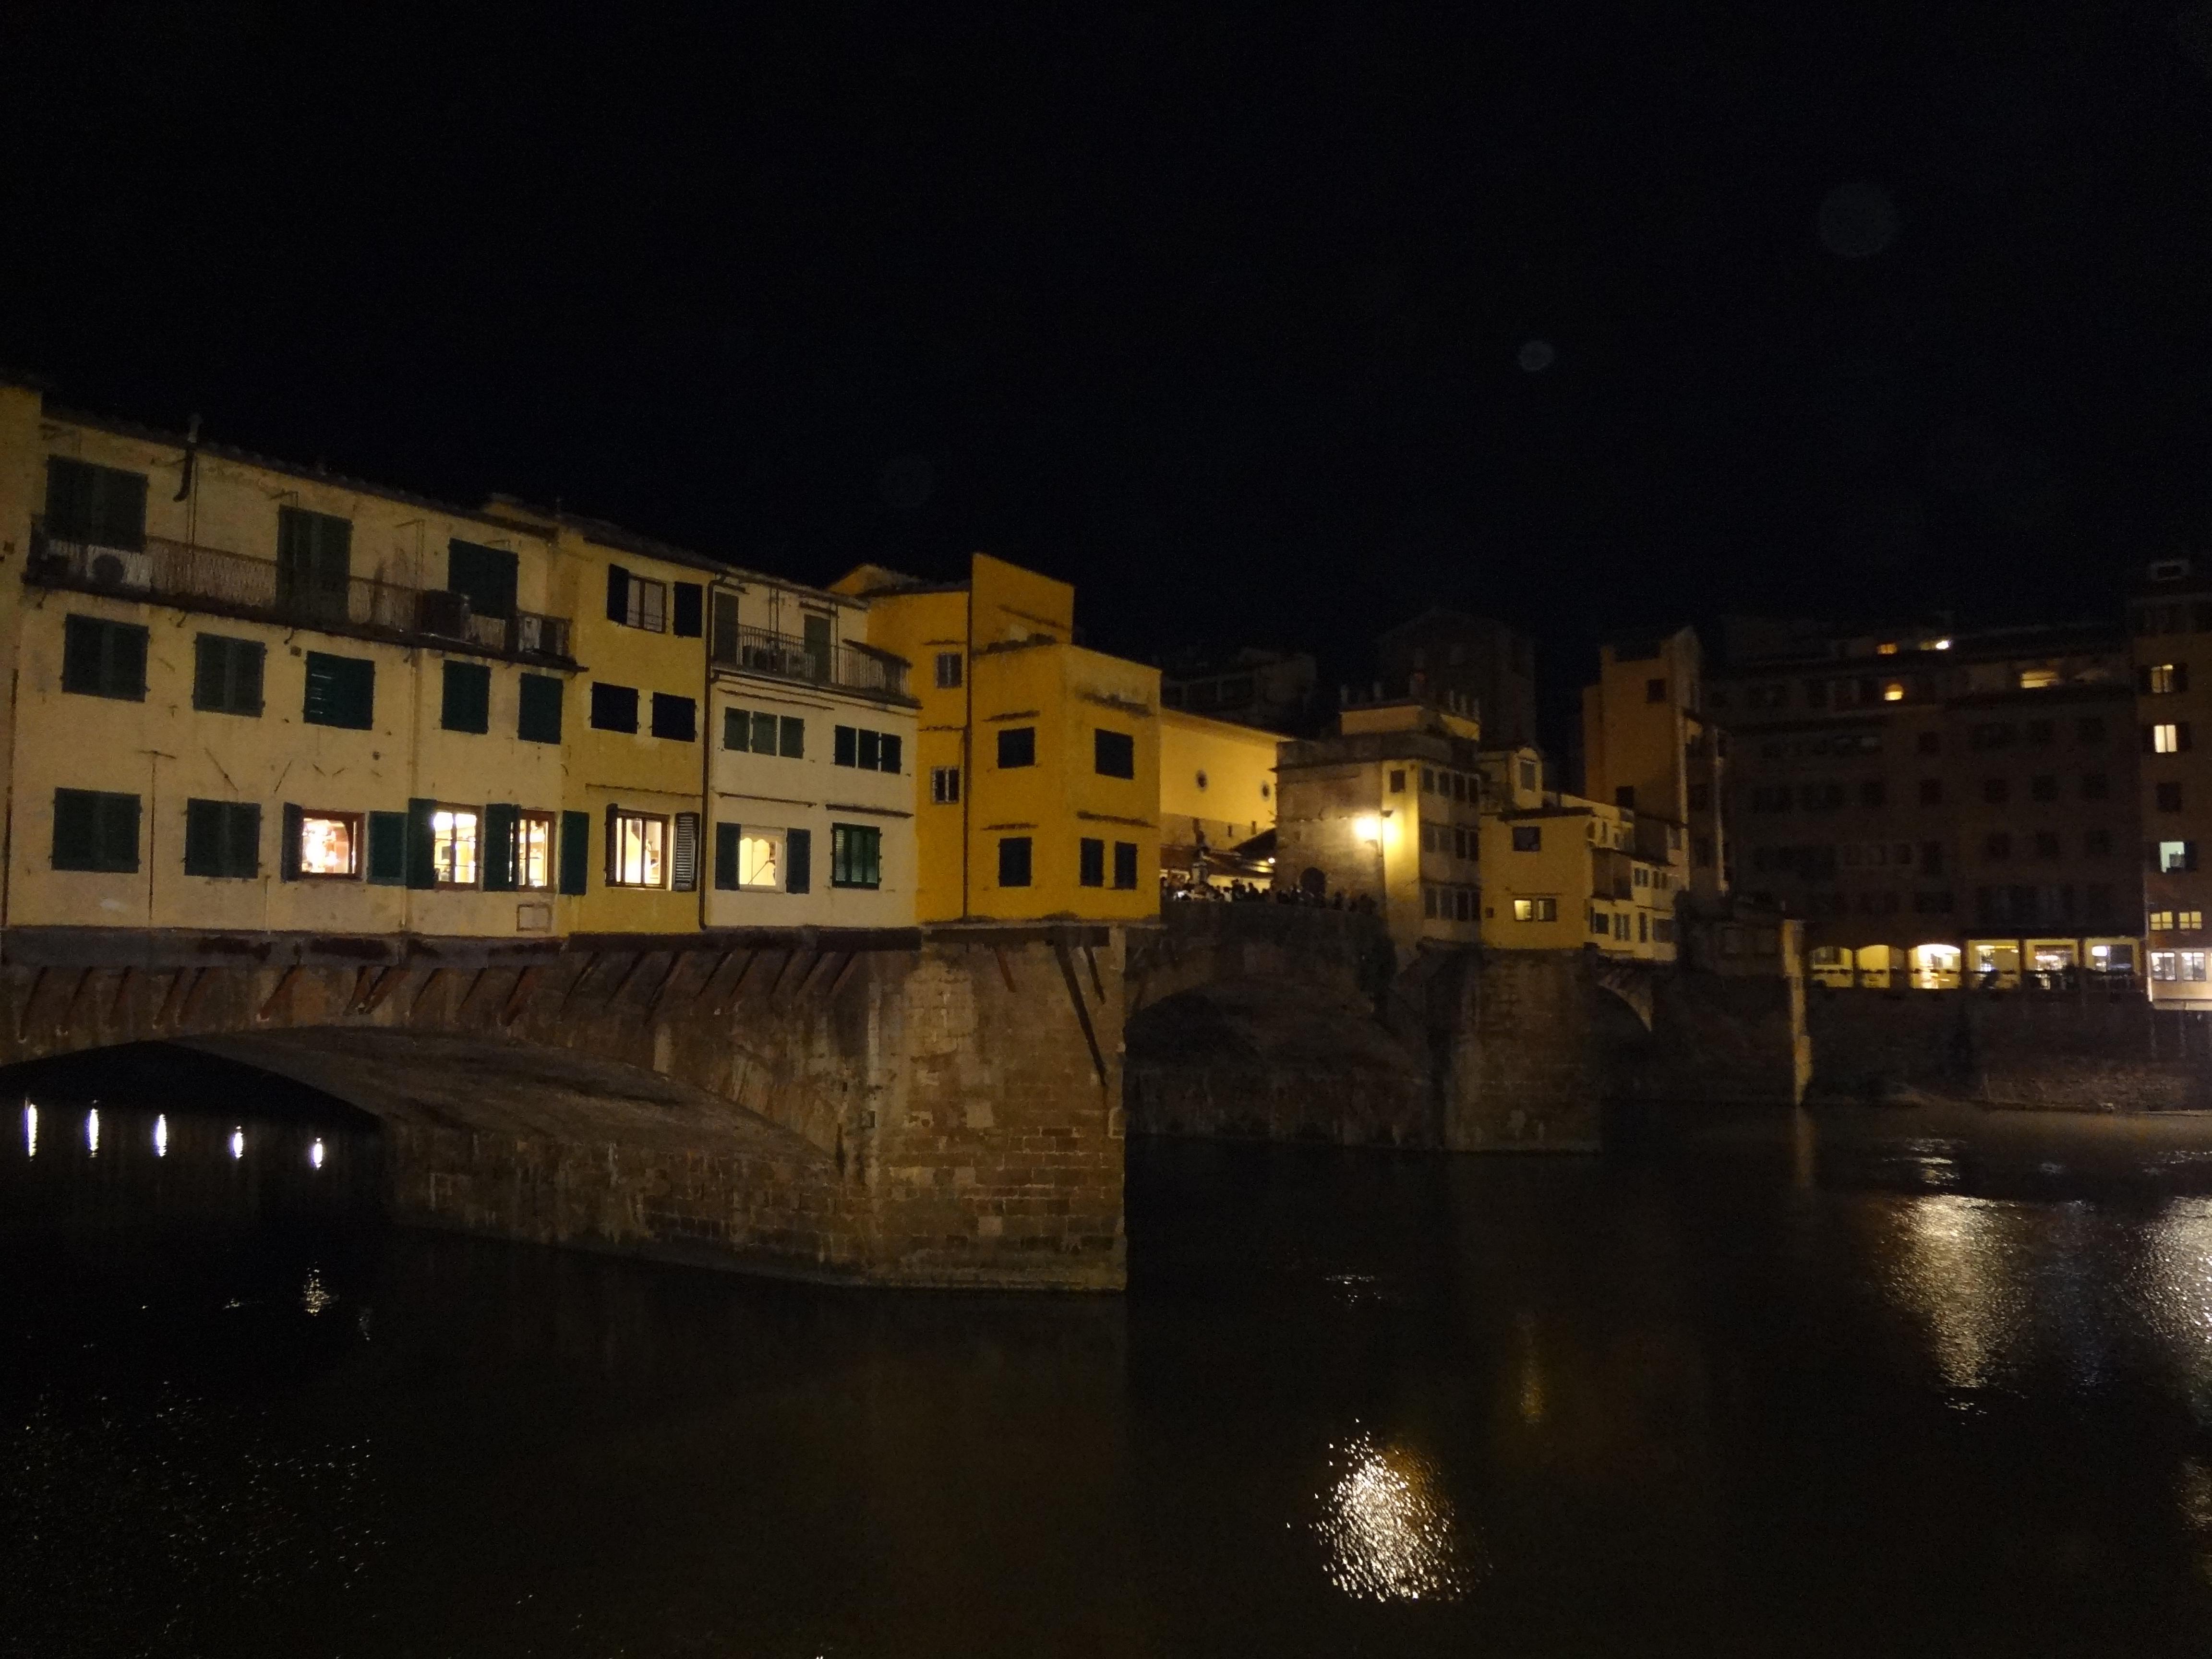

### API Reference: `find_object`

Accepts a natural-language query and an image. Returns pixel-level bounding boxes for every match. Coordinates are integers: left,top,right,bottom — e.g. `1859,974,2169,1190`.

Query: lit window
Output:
625,576,666,632
430,807,480,887
1512,896,1558,922
1510,825,1540,852
512,811,554,891
609,811,667,887
2162,840,2197,873
2184,911,2206,932
2188,951,2209,983
298,812,360,878
2149,663,2184,695
1876,641,1899,655
1882,682,1905,701
2152,910,2176,931
739,831,781,888
2018,667,2060,690
2153,722,2188,754
2153,950,2178,981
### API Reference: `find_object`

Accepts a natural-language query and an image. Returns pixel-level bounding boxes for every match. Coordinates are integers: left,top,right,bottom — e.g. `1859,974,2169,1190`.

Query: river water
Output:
10,1053,2212,1656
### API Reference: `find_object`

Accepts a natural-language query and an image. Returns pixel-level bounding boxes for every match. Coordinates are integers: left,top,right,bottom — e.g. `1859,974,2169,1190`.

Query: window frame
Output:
302,650,375,730
1094,728,1136,779
997,726,1036,769
511,809,556,892
589,682,640,733
51,787,140,874
293,807,363,880
192,633,266,717
831,822,883,890
61,614,149,701
428,804,483,889
606,808,670,888
998,834,1033,888
931,765,962,805
183,798,262,880
935,651,963,689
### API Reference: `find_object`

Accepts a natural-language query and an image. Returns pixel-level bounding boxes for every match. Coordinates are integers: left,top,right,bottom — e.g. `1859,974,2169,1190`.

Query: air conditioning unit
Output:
416,589,472,638
512,613,548,654
76,545,153,590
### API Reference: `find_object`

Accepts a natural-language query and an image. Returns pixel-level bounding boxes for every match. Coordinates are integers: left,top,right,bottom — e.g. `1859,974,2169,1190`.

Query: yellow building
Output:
1157,707,1278,889
1479,797,1683,962
834,553,1159,922
1580,627,1726,901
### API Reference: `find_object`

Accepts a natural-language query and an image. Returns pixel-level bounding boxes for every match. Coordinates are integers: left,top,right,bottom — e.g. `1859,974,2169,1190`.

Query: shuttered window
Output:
998,836,1032,887
714,822,742,890
1079,838,1105,887
1094,729,1135,779
367,811,408,884
52,788,140,872
650,693,697,742
276,507,352,621
673,582,704,637
831,824,881,889
44,458,148,550
193,634,264,715
785,827,812,893
672,812,700,891
1113,841,1140,890
61,615,148,700
447,540,518,619
517,674,563,744
441,661,492,733
558,810,590,895
183,799,260,878
589,683,638,732
998,727,1035,768
303,652,374,729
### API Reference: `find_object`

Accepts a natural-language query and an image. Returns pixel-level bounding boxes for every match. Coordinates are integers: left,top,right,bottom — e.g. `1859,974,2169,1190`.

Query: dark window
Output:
517,674,563,744
786,827,812,893
650,693,697,742
1113,841,1139,889
44,457,147,549
183,799,260,878
710,592,739,663
446,540,517,619
1688,783,1710,811
1922,841,1946,876
61,615,147,700
713,822,741,890
51,788,139,872
935,652,963,689
998,726,1036,768
441,661,492,733
720,708,744,750
1859,780,1885,808
364,811,406,884
1916,732,1941,755
1511,825,1540,852
276,507,352,621
1969,722,2015,751
589,682,639,733
1919,778,1942,805
2160,781,2185,812
932,766,961,804
2031,774,2058,802
1614,785,1635,809
2082,772,2110,801
781,716,805,758
193,634,264,716
1983,778,2009,804
1095,729,1135,778
1079,837,1105,887
835,724,856,766
558,810,590,894
672,583,704,638
302,651,374,729
859,729,881,769
998,836,1033,887
833,725,899,770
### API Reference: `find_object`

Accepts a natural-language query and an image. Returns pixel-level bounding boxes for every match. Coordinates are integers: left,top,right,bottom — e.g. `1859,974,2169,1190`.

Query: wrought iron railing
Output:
712,622,908,697
26,526,570,660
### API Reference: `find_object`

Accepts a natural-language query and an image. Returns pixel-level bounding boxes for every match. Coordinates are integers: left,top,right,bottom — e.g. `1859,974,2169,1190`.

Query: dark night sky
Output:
8,2,2212,737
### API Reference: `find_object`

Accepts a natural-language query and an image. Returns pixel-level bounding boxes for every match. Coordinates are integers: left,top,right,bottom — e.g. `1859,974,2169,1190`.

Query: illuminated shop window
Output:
1511,896,1557,922
298,811,360,878
430,807,480,888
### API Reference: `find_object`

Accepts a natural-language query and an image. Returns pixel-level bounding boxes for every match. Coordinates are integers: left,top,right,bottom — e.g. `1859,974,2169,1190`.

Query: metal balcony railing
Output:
712,622,908,697
27,526,571,661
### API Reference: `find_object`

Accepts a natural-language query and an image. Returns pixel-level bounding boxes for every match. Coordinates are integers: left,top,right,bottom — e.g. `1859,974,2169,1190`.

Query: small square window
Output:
52,789,141,873
1513,896,1558,922
291,809,360,878
935,652,963,689
302,651,374,729
1511,825,1540,852
931,765,962,804
441,661,492,733
185,799,261,879
193,634,265,716
1389,769,1406,793
998,835,1033,887
1079,837,1105,887
998,727,1036,769
2183,910,2206,933
517,673,563,744
589,682,639,733
1094,729,1135,779
831,823,882,889
650,693,697,742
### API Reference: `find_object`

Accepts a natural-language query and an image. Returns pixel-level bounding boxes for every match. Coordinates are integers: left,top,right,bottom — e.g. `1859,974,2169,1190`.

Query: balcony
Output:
26,527,571,662
711,622,909,699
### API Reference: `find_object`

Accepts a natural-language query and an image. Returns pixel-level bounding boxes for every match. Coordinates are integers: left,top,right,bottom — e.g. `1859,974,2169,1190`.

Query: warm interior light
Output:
1931,638,1952,650
1354,814,1381,845
1883,682,1905,701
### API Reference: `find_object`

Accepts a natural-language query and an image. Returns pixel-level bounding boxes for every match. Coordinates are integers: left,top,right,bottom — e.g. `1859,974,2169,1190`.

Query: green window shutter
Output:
752,711,777,754
785,827,811,893
194,636,266,716
779,716,804,758
405,798,437,889
879,733,901,775
278,508,352,620
672,812,700,891
606,564,630,623
672,582,704,637
52,790,136,871
62,616,147,700
113,623,146,698
710,592,738,661
367,811,407,884
96,468,148,552
517,674,563,744
721,708,745,750
44,457,96,541
185,800,221,877
441,661,492,733
558,810,590,894
304,652,375,729
834,725,857,767
95,792,140,873
280,804,303,879
482,803,518,890
714,822,740,890
226,804,261,878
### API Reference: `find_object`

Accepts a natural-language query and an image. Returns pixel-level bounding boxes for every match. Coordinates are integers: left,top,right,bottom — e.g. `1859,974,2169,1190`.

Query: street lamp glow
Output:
310,1139,325,1170
230,1127,245,1160
85,1108,99,1155
23,1103,36,1158
1354,814,1382,846
154,1115,168,1157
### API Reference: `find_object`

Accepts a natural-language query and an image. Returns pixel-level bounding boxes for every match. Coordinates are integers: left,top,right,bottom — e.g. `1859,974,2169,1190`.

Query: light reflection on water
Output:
1314,1431,1469,1603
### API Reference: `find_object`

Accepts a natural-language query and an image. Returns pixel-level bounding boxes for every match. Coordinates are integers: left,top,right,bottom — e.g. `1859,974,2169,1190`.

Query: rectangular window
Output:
441,661,492,733
786,826,811,893
292,809,359,878
998,835,1033,887
2189,952,2209,983
1511,825,1540,852
780,715,805,758
936,651,963,689
429,806,481,888
650,692,697,742
276,507,353,621
672,583,704,638
589,682,639,733
606,565,667,632
2152,722,2191,754
44,457,147,549
1113,841,1138,889
302,651,374,729
2153,951,2178,982
193,634,265,716
998,726,1036,768
2146,663,2188,695
607,809,668,887
859,729,881,769
2184,910,2207,933
1646,678,1667,703
832,725,900,770
52,788,140,873
183,799,260,879
557,810,589,895
831,823,883,889
517,674,563,744
61,615,148,700
1094,729,1136,778
932,766,961,804
1079,837,1105,887
447,540,518,620
2152,910,2176,932
720,824,783,890
512,811,554,891
2162,840,2199,873
1513,897,1558,922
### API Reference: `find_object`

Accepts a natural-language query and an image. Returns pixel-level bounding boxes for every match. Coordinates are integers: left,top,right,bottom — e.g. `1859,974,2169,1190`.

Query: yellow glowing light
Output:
1876,641,1899,655
1315,1433,1467,1602
1354,814,1381,846
1883,682,1905,701
1931,638,1952,650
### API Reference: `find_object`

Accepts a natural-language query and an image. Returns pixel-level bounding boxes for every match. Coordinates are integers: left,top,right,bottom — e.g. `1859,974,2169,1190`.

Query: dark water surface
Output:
11,1060,2212,1655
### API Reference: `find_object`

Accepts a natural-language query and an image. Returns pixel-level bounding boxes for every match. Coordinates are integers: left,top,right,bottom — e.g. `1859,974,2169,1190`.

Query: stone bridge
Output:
1123,903,1802,1150
0,923,1128,1290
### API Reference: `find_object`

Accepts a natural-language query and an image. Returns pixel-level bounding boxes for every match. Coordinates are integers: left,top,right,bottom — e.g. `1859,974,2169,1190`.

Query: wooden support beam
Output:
409,966,448,1019
770,949,815,1005
826,950,864,1002
605,951,654,1008
107,964,137,1027
648,951,696,1020
691,950,738,1009
58,967,96,1033
454,966,493,1021
257,964,301,1023
152,968,190,1029
500,965,542,1027
1052,941,1109,1087
361,965,409,1014
992,946,1018,994
795,950,840,1003
719,949,768,1013
178,967,217,1028
557,952,602,1016
1082,944,1104,1004
14,967,46,1042
345,965,377,1015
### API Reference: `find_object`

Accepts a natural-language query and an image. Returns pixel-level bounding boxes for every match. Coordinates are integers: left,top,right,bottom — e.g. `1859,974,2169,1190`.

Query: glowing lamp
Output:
1354,814,1382,846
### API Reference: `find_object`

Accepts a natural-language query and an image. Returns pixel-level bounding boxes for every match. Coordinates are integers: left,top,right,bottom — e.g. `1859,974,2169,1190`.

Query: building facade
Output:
2131,556,2212,1005
1578,627,1727,904
1158,647,1318,735
835,554,1161,924
1157,706,1279,890
1713,618,2142,990
1373,609,1539,748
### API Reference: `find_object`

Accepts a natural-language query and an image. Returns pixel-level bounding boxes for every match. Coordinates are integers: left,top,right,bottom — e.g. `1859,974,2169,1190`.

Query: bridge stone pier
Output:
0,923,1129,1290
